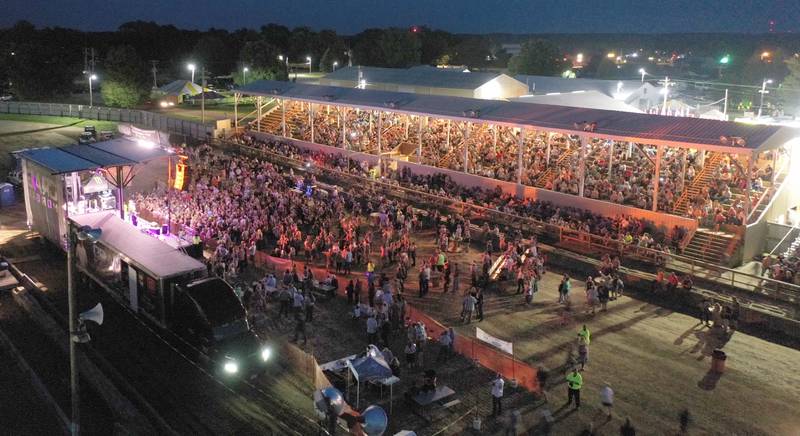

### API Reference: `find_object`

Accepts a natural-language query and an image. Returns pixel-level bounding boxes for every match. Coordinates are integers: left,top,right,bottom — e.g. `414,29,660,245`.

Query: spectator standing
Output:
565,368,583,409
600,382,614,420
366,314,378,345
491,373,505,417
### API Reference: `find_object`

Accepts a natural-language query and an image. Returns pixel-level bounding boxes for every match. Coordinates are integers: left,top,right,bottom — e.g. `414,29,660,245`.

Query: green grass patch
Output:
0,114,118,131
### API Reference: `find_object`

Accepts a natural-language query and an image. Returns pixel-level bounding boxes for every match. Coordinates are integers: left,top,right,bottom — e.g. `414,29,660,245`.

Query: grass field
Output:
0,113,118,132
0,115,118,175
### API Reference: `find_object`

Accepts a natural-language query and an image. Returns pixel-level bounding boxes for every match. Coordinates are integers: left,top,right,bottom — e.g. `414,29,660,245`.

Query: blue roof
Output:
20,137,173,175
20,148,99,174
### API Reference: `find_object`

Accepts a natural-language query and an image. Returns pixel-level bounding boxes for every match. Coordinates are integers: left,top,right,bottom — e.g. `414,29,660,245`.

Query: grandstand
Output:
235,80,800,268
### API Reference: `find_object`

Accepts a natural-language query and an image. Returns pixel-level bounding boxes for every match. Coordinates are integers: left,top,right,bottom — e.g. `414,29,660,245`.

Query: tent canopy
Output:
348,348,392,382
157,80,204,97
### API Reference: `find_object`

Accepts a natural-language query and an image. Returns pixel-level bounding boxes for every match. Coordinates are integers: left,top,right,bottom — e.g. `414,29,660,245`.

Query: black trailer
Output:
70,211,271,376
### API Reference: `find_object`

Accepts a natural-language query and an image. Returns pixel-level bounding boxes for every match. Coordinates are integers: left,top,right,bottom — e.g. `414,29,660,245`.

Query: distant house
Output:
153,80,204,104
515,75,662,111
319,65,529,100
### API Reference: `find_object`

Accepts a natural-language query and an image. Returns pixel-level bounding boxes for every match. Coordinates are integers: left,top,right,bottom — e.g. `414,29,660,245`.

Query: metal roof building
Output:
319,66,529,100
511,91,642,114
240,80,797,153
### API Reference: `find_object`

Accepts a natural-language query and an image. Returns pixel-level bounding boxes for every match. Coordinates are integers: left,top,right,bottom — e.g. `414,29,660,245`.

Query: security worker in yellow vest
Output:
566,368,583,409
577,324,591,345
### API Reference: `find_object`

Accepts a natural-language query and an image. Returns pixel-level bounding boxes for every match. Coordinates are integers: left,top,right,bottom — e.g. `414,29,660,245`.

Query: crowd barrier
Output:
404,305,540,393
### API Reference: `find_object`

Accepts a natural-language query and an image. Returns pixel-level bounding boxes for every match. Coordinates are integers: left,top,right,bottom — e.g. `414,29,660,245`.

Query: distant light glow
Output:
607,52,615,58
137,139,155,149
719,55,730,64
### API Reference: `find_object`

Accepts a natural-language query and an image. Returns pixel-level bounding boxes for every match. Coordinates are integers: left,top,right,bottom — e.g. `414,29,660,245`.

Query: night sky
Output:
3,0,799,34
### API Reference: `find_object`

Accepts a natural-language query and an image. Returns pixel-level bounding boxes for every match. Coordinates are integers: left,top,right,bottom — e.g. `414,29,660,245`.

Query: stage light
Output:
137,139,155,149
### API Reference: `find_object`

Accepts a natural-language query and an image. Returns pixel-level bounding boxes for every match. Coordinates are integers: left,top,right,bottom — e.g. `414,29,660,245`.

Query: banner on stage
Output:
476,327,513,355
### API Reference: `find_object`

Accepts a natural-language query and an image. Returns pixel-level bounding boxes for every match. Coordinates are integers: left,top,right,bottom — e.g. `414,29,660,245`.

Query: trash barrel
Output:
0,183,15,207
711,349,727,373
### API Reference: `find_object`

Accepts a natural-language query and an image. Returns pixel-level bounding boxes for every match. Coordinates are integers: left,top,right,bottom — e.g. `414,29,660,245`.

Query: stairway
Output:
533,147,574,188
672,152,724,216
681,229,737,264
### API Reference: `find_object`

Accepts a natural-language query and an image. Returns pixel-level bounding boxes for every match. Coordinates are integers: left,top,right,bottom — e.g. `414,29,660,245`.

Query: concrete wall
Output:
252,132,698,234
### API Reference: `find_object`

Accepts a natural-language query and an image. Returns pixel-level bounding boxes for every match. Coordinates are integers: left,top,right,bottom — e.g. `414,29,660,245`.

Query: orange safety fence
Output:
405,304,540,393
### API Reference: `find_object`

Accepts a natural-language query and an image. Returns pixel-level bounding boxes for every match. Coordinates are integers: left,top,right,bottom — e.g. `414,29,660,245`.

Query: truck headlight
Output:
260,347,272,362
223,360,239,374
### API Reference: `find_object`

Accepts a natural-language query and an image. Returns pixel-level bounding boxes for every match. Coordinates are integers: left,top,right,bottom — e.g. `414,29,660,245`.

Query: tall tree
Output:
376,28,421,68
235,39,288,85
100,45,150,108
8,42,78,99
778,56,800,115
507,39,565,76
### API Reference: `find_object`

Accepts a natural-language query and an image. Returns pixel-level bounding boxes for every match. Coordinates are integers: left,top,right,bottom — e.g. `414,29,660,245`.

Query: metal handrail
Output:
747,160,790,226
220,139,800,302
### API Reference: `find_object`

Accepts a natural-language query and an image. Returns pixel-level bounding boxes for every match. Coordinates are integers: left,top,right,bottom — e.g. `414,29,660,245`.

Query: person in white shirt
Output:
436,330,452,362
600,382,614,420
491,373,505,417
366,315,378,345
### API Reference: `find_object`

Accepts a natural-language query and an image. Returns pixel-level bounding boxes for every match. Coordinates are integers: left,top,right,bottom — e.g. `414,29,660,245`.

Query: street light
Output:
242,67,249,85
306,56,312,73
187,63,196,83
332,61,338,72
638,68,646,83
88,74,97,107
68,224,102,435
758,78,773,118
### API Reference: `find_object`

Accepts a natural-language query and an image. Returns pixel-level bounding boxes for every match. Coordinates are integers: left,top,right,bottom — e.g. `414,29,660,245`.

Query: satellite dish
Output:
362,405,388,436
79,303,104,326
313,387,345,419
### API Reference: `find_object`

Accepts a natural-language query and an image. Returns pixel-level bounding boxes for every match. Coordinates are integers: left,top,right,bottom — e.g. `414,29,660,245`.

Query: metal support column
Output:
341,107,347,149
310,104,315,143
607,141,614,177
256,96,262,132
545,133,552,165
377,112,382,163
67,229,79,436
578,136,587,197
446,119,451,150
517,128,524,184
463,122,470,173
281,99,286,137
745,152,754,218
652,145,663,212
679,149,687,192
493,126,498,152
233,93,239,129
417,116,423,162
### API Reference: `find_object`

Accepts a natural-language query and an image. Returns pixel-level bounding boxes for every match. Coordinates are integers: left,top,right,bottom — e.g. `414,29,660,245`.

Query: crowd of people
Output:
236,134,687,256
260,103,782,230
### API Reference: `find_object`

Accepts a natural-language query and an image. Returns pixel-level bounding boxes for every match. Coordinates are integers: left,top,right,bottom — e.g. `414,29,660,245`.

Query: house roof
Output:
515,75,645,97
70,212,206,280
511,91,642,113
240,80,798,152
19,137,173,174
323,65,509,90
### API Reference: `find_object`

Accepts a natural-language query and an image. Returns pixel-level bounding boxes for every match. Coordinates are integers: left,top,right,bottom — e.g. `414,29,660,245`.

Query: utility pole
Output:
723,89,728,119
661,76,670,115
150,60,159,89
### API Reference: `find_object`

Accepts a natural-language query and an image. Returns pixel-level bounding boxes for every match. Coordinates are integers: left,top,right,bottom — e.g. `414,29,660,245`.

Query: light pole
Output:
201,66,206,124
187,63,196,83
332,61,338,72
758,78,773,118
88,74,97,107
638,68,646,83
306,56,312,73
67,224,102,436
242,67,249,85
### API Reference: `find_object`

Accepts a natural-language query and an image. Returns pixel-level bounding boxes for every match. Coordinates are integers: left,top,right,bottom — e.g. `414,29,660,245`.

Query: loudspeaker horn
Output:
79,303,104,326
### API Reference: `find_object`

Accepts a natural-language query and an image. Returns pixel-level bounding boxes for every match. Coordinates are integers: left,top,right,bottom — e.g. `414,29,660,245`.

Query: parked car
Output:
78,131,96,144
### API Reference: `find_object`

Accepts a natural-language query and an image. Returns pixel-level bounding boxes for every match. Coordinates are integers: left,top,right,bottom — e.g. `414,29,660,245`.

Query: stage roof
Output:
240,80,799,153
70,212,205,280
19,137,173,175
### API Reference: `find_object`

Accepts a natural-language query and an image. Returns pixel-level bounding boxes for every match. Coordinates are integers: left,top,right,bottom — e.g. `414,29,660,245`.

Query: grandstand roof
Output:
19,137,173,174
240,80,799,153
323,65,511,90
511,91,642,113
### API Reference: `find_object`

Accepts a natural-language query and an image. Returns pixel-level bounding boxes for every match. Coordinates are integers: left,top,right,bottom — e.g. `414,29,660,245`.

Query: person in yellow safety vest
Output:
366,261,375,286
577,324,591,345
565,368,583,409
436,252,446,272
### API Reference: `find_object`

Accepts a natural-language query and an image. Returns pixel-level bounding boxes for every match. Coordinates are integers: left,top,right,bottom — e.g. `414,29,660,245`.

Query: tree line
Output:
2,20,799,110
